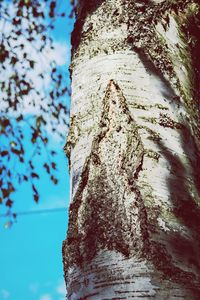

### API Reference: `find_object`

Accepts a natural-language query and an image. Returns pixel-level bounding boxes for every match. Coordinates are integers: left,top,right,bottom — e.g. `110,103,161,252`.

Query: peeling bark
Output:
63,0,200,299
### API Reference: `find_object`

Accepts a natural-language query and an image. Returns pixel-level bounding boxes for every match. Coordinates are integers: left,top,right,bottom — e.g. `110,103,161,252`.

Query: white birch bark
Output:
63,1,200,299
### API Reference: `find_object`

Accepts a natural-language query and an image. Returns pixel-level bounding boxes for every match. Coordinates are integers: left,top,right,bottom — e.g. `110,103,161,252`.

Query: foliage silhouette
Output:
0,0,71,217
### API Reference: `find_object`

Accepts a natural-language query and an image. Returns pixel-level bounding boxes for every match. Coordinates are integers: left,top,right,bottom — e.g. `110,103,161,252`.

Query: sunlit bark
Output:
63,1,200,299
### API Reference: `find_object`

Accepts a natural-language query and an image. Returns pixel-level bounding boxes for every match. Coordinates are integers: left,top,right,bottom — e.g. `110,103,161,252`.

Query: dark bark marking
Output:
63,80,148,278
144,124,200,296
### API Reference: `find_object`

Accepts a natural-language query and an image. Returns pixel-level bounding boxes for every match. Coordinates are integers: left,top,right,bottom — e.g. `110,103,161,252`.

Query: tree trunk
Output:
63,1,200,299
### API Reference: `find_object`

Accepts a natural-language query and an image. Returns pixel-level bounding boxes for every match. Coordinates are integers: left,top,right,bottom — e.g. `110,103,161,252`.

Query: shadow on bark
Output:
183,7,200,106
134,49,200,295
151,125,200,297
71,0,105,52
133,47,181,103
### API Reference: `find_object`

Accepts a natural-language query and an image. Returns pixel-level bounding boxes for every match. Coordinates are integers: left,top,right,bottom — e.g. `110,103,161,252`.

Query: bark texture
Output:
63,0,200,299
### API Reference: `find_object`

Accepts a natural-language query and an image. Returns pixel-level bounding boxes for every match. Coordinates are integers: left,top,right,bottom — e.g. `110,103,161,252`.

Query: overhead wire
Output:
0,207,67,218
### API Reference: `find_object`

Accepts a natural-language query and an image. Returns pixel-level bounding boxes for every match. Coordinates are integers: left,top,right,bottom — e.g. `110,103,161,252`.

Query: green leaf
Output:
31,172,39,179
6,199,13,208
1,151,9,157
34,194,39,203
23,175,28,181
29,60,35,68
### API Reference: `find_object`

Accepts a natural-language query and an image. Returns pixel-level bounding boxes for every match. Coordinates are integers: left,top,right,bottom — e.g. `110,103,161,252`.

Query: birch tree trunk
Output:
62,1,200,299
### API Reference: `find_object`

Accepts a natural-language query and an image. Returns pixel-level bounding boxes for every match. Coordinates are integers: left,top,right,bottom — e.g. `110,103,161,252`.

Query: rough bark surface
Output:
63,0,200,299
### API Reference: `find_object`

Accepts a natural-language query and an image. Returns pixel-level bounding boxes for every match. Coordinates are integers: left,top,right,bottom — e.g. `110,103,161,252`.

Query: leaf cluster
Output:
0,0,70,216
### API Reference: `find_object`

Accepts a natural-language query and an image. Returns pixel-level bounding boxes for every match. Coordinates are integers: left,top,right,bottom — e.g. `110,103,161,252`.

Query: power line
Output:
0,207,67,218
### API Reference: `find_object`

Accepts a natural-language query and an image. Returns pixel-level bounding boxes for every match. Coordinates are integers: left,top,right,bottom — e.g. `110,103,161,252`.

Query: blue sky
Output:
0,1,74,299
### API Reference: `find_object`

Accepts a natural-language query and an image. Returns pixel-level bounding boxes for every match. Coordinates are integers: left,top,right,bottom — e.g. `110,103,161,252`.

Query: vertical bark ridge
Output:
63,80,149,273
